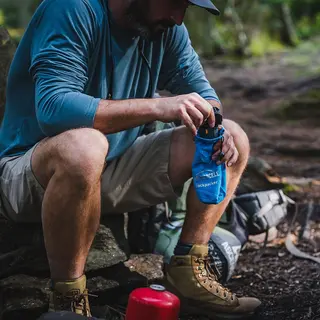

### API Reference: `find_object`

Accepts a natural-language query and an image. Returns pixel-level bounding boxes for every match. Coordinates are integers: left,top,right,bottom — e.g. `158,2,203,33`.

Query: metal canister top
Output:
150,284,166,292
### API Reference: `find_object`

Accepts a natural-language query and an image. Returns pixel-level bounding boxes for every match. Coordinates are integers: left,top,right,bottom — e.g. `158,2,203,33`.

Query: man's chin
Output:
135,26,167,41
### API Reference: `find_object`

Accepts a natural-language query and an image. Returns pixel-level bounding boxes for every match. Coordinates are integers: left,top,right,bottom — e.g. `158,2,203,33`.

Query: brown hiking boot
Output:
49,275,92,317
166,245,261,319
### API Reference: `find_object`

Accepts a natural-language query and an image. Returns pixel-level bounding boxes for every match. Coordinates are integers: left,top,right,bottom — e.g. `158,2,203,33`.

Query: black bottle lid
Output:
198,108,223,139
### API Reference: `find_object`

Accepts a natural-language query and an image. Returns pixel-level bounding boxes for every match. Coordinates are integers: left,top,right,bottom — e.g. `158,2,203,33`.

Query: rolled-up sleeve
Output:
158,24,220,102
29,0,101,136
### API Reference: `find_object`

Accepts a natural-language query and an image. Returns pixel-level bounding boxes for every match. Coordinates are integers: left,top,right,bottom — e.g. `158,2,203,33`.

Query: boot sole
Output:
180,304,255,320
162,280,256,320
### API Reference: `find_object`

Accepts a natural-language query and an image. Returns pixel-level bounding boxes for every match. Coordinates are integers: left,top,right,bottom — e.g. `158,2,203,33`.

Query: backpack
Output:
219,189,294,246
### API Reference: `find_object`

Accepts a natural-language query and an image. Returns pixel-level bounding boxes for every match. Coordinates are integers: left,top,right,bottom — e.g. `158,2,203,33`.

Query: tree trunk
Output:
207,15,226,55
225,0,250,56
279,2,299,46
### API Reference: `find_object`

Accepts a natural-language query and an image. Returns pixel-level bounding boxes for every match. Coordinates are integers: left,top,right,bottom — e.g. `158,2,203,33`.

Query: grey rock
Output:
0,215,129,278
0,214,166,319
0,274,49,320
124,254,164,282
0,256,164,319
86,222,128,272
0,273,131,320
0,219,48,278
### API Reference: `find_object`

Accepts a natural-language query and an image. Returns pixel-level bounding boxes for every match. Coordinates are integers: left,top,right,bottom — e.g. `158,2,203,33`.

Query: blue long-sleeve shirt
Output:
0,0,219,161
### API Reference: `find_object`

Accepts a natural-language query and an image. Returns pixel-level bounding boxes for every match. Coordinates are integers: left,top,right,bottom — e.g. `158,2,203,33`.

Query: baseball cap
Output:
189,0,220,15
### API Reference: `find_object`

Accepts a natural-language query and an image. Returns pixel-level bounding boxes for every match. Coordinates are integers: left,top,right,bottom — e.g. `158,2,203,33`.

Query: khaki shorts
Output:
0,129,180,223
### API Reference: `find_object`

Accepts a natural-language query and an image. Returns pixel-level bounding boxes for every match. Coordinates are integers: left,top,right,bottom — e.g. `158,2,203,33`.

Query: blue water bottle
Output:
192,108,227,204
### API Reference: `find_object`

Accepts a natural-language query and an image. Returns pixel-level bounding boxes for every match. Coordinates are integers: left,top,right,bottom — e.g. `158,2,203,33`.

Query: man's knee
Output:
223,119,250,167
32,128,109,189
169,126,194,186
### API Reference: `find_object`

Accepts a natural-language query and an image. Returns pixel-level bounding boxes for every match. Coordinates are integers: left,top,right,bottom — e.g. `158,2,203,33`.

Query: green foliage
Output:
185,0,319,57
283,183,301,193
281,37,320,76
0,0,319,58
296,13,320,39
0,9,4,25
6,28,23,43
2,5,19,28
249,32,284,56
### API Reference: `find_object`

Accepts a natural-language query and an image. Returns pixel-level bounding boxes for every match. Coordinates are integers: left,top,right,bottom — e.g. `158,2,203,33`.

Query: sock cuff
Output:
174,241,194,255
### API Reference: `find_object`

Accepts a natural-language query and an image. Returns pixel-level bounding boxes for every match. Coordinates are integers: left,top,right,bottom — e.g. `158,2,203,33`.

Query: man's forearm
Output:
93,96,222,134
93,98,159,134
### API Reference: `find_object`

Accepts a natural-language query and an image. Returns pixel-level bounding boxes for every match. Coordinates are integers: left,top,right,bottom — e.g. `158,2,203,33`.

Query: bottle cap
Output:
150,284,166,292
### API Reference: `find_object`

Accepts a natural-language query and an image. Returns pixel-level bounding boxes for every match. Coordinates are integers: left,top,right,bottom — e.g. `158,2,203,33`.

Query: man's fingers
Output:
227,149,239,167
213,140,222,151
217,147,233,164
186,104,205,128
189,94,213,123
182,111,197,135
221,134,233,154
214,132,239,166
212,149,220,160
207,109,215,128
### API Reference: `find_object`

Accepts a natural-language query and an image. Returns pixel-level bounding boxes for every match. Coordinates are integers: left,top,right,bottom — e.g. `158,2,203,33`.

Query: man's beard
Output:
125,0,174,41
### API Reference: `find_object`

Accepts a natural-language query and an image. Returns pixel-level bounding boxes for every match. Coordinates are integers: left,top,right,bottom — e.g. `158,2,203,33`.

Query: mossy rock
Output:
272,88,320,124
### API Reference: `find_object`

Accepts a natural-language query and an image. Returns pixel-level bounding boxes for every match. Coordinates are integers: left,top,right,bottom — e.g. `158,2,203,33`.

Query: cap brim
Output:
189,0,220,15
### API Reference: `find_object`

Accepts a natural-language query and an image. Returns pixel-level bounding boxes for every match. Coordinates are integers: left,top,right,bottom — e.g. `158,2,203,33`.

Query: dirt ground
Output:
226,219,320,320
196,38,320,320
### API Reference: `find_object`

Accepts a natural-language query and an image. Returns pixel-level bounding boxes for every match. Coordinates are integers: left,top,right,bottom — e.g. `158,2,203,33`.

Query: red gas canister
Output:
126,285,180,320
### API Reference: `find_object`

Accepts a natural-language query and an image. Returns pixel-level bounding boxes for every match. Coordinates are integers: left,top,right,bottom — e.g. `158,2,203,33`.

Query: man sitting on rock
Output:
0,0,261,318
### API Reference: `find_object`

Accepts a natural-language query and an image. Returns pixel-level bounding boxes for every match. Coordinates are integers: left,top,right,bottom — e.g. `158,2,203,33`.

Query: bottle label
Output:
194,169,220,188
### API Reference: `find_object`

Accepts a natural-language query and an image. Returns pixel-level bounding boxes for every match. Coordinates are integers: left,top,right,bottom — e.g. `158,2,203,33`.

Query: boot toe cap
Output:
236,297,261,313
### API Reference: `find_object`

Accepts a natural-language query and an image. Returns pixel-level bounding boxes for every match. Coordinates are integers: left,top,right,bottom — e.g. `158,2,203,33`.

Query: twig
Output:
105,304,126,318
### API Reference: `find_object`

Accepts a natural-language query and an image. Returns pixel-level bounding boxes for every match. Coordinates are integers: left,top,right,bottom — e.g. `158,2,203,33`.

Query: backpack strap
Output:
285,202,320,264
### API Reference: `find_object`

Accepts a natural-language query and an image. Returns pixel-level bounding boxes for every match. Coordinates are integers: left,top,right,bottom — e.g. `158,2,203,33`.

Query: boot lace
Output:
195,256,235,301
63,290,96,316
70,293,89,316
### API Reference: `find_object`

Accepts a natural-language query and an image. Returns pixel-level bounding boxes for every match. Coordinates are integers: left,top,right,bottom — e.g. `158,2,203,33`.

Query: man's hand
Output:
155,93,215,135
212,129,239,167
